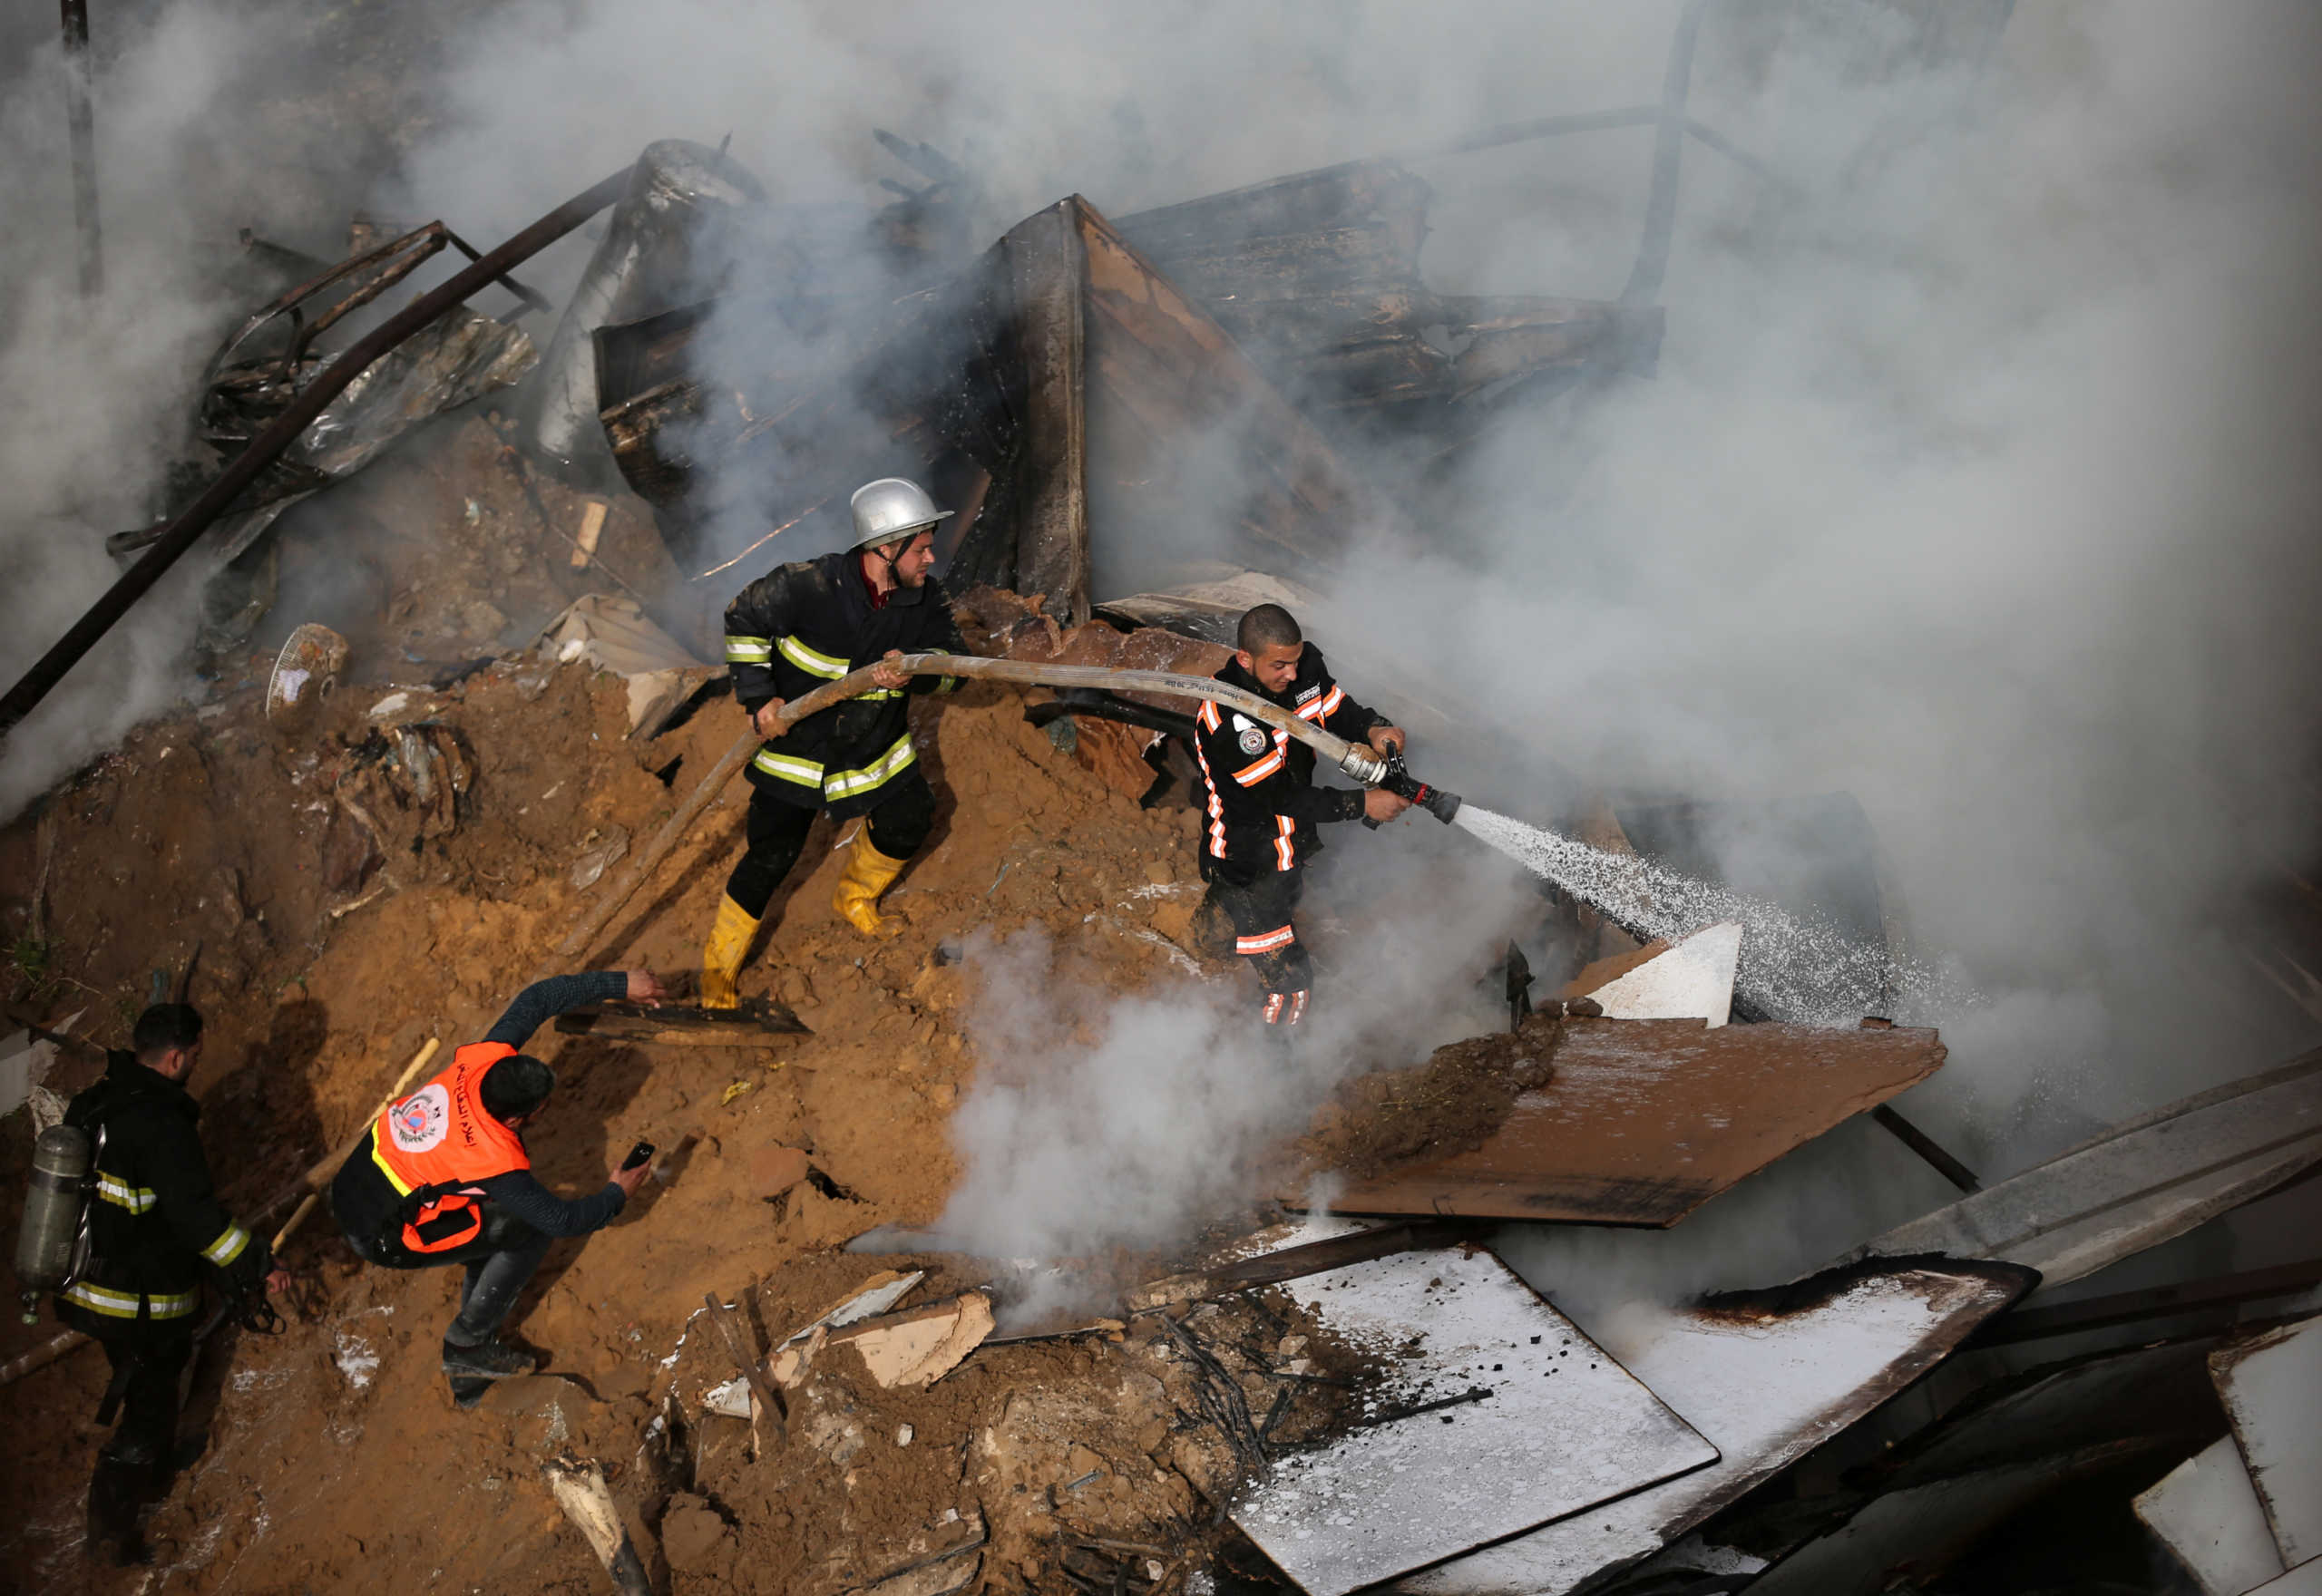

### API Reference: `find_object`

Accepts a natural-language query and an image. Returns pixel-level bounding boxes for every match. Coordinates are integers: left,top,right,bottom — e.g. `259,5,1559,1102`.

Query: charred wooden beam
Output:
1001,200,1091,627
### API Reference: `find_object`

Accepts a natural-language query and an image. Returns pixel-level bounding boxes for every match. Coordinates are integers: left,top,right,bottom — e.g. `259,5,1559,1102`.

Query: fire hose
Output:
561,653,1462,961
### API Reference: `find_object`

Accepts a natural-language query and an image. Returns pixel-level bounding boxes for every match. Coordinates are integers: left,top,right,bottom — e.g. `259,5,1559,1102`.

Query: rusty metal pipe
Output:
0,167,633,743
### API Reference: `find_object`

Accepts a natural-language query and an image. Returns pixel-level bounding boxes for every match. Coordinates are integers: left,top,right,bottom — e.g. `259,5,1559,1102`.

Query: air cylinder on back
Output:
15,1124,92,1323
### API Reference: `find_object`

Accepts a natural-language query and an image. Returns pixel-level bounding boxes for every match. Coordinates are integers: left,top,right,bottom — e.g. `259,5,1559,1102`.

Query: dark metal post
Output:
1871,1104,1982,1193
60,0,102,297
0,168,633,743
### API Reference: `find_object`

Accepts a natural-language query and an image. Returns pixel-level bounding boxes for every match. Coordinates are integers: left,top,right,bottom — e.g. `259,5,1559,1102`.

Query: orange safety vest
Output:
366,1042,532,1255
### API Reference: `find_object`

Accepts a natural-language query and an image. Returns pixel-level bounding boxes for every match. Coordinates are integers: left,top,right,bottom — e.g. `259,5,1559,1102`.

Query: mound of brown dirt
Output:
0,597,1260,1594
1288,1010,1566,1182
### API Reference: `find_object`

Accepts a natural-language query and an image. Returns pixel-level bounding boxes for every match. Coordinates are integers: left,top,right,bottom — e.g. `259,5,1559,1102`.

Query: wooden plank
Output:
1304,1017,1946,1227
1117,160,1432,272
554,999,807,1047
1000,200,1090,626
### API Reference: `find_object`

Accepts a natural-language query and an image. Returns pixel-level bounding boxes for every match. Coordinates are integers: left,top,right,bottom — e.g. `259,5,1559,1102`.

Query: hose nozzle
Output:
1376,752,1463,825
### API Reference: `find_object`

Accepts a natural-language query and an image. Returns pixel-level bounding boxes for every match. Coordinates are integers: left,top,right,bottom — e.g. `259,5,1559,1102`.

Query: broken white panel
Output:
1859,1050,2322,1290
0,1009,81,1121
532,594,707,733
1399,1262,2024,1595
1585,922,1742,1028
2214,1315,2322,1565
2245,1558,2322,1596
0,1029,48,1118
701,1377,753,1419
775,1270,924,1358
1230,1235,1716,1596
2137,1436,2288,1596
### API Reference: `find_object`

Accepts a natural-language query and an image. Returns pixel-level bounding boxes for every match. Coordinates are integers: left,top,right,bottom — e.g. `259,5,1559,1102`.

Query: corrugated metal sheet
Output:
1862,1047,2322,1289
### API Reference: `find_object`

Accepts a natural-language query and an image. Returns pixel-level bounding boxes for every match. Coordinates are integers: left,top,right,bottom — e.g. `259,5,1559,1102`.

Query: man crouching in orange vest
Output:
329,968,664,1406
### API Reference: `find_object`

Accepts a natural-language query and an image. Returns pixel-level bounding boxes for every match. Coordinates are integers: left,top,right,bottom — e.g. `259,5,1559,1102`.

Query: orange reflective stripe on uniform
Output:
1234,748,1283,785
1236,924,1296,955
1297,686,1344,722
1274,814,1296,870
1191,709,1230,859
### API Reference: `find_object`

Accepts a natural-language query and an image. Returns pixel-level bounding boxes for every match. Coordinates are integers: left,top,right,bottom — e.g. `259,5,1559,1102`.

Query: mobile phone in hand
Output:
621,1140,656,1172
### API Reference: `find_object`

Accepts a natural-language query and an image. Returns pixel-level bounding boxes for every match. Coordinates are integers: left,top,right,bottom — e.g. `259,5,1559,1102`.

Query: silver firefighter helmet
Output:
848,477,951,551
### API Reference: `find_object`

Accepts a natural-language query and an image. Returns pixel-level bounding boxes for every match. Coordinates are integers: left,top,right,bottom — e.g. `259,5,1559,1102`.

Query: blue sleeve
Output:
474,1169,626,1238
483,972,630,1049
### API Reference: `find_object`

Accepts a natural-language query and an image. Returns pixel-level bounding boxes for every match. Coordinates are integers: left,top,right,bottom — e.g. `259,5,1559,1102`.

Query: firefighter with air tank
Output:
699,477,968,1006
32,1004,289,1566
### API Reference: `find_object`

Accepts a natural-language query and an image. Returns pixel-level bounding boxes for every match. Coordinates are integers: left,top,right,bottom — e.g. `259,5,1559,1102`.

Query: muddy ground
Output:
0,514,1468,1595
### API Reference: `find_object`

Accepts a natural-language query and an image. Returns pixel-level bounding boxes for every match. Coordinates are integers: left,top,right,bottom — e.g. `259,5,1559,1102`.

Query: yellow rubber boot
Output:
700,894,761,1009
833,829,910,939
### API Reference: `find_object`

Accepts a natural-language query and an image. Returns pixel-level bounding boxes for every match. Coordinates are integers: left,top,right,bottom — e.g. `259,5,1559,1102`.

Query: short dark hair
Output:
132,1003,202,1062
481,1054,556,1120
1237,604,1302,656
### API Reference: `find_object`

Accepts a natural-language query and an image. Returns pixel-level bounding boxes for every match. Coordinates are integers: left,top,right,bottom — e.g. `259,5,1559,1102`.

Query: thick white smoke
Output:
4,2,2317,1302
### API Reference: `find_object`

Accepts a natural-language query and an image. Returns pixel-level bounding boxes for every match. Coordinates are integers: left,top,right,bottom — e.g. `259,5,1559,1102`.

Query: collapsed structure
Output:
3,8,2319,1592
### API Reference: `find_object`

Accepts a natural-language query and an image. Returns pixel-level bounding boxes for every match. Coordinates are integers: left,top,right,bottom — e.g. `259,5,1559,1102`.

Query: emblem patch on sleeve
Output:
1239,726,1267,754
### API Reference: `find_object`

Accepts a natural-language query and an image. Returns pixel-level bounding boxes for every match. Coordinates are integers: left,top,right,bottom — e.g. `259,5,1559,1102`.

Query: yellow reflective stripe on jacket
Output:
203,1223,252,1267
753,748,825,788
368,1125,417,1197
777,635,848,679
63,1281,200,1320
932,676,960,695
823,734,917,800
97,1175,159,1213
859,687,902,701
724,634,773,665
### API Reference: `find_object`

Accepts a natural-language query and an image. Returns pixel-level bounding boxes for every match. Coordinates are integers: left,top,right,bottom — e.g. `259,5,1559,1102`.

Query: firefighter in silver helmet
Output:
701,479,968,1005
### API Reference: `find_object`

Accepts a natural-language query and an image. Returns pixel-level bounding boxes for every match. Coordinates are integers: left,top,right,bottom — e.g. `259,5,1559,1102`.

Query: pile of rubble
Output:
3,8,2320,1591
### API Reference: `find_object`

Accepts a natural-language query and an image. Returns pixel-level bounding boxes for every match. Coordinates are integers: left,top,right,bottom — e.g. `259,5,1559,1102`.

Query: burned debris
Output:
3,9,2317,1595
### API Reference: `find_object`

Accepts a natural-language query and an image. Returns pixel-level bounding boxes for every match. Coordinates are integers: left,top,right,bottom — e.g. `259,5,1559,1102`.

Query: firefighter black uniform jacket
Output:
1193,647,1388,881
723,550,966,820
57,1053,270,1338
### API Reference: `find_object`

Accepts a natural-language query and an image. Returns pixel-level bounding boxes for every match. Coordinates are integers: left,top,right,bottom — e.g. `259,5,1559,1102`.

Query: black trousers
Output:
1198,862,1312,1025
724,768,936,919
348,1205,554,1348
88,1318,193,1467
83,1316,194,1550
